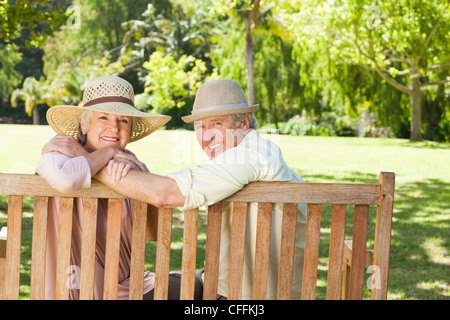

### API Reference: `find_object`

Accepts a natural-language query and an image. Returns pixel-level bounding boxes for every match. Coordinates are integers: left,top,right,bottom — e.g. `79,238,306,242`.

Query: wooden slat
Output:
30,196,49,300
180,209,199,300
79,197,98,300
3,196,23,300
225,181,380,205
277,203,297,300
0,174,126,199
343,240,374,268
55,197,74,300
348,205,369,300
326,204,347,300
103,198,123,300
342,240,374,299
371,172,395,300
129,200,148,300
154,207,173,300
0,174,380,205
0,257,4,300
301,204,322,300
227,202,248,300
0,238,5,258
146,204,158,241
252,202,272,300
203,202,223,300
342,259,351,300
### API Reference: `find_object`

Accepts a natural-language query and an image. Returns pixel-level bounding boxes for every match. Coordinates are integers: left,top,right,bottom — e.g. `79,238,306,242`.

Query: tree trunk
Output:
410,77,422,141
245,18,255,106
32,105,40,125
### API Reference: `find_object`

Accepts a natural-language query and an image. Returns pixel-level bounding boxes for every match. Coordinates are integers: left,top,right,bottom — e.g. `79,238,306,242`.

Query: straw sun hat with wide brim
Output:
181,79,258,123
47,75,171,143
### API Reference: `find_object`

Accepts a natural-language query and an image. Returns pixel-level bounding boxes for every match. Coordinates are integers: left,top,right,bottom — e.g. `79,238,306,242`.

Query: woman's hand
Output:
107,158,138,181
106,150,149,181
42,135,89,158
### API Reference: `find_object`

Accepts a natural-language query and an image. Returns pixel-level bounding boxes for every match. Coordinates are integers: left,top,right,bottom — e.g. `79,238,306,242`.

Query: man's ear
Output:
242,113,251,133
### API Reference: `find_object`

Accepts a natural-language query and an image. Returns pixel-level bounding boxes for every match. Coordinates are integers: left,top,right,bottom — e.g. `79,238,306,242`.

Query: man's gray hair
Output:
231,113,259,129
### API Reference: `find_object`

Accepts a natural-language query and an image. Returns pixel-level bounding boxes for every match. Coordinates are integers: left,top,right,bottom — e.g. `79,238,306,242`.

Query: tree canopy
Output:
1,0,449,141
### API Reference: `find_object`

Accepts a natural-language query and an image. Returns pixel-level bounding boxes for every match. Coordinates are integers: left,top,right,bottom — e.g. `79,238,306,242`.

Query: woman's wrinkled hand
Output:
106,150,149,181
107,158,138,181
41,134,88,158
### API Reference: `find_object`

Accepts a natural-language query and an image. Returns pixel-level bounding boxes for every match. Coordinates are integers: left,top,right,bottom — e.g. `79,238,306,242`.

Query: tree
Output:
210,1,309,126
10,77,51,124
0,0,70,47
120,1,217,83
0,44,23,98
288,0,450,141
140,51,218,128
211,0,263,106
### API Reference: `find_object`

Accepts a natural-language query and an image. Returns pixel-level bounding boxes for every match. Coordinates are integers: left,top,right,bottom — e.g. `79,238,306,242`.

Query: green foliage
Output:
141,51,218,128
0,0,70,47
259,108,365,137
286,0,450,141
0,44,23,97
10,76,49,116
2,0,449,141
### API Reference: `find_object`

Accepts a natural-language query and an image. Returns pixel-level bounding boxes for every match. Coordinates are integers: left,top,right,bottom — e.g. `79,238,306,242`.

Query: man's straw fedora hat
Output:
182,79,258,123
47,75,171,143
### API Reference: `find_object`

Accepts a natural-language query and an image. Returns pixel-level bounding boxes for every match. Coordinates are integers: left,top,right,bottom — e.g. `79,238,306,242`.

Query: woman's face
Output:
81,111,132,151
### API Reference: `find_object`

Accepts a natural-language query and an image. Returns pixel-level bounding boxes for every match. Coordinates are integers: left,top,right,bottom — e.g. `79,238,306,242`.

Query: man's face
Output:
194,114,250,159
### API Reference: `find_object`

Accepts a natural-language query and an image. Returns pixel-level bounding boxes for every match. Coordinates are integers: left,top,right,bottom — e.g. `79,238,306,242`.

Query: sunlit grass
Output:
0,124,449,300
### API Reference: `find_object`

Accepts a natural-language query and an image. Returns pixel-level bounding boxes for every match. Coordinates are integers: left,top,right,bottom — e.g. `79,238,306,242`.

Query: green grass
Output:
0,124,449,300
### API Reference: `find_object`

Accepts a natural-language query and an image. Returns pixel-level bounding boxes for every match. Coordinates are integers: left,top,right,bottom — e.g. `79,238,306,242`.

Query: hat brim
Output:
47,105,171,143
181,104,258,123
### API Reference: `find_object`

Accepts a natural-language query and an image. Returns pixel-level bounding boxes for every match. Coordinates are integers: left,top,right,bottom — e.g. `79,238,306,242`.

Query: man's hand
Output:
42,134,89,158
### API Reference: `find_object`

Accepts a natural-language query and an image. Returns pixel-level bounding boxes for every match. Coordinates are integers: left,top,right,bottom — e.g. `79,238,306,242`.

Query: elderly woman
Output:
36,75,170,300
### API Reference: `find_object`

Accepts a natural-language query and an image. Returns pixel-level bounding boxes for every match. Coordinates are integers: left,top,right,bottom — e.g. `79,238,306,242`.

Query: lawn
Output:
0,124,449,300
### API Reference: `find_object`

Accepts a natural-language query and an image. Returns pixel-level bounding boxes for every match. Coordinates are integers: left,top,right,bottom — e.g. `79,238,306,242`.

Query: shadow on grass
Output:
308,172,450,300
388,178,450,299
145,209,207,273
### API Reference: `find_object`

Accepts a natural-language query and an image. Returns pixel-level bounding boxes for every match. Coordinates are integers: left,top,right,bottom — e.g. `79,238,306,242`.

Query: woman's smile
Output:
101,136,120,142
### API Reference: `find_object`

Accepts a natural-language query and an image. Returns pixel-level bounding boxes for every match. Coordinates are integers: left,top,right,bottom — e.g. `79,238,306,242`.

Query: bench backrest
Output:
0,172,394,300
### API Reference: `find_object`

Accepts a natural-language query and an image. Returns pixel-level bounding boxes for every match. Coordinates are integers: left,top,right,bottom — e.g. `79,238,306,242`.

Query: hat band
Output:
191,103,249,115
84,96,134,107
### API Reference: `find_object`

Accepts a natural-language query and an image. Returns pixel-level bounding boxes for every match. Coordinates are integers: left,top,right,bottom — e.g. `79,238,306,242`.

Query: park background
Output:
0,0,449,299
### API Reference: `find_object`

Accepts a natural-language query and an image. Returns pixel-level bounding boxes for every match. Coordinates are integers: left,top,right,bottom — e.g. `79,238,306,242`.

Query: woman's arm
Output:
36,152,92,193
38,135,147,192
41,134,148,179
42,135,117,176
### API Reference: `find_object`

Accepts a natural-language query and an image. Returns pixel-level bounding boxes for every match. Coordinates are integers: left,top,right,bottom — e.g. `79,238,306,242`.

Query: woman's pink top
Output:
36,152,154,300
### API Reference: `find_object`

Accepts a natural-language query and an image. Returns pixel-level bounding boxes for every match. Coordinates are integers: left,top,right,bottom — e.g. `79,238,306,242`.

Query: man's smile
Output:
207,142,223,150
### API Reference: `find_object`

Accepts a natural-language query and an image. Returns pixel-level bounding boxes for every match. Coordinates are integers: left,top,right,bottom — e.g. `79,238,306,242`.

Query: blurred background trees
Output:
0,0,448,141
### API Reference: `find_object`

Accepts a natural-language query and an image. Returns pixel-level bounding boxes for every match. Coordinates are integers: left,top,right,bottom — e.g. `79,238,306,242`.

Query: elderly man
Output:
44,79,306,299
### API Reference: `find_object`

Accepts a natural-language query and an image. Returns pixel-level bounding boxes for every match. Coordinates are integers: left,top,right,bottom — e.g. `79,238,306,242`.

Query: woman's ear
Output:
80,117,87,134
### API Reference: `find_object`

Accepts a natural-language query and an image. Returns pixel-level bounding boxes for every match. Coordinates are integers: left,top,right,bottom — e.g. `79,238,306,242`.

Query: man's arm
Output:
95,167,186,208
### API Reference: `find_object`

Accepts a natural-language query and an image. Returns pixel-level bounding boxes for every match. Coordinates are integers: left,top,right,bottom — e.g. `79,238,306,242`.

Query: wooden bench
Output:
0,171,394,300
